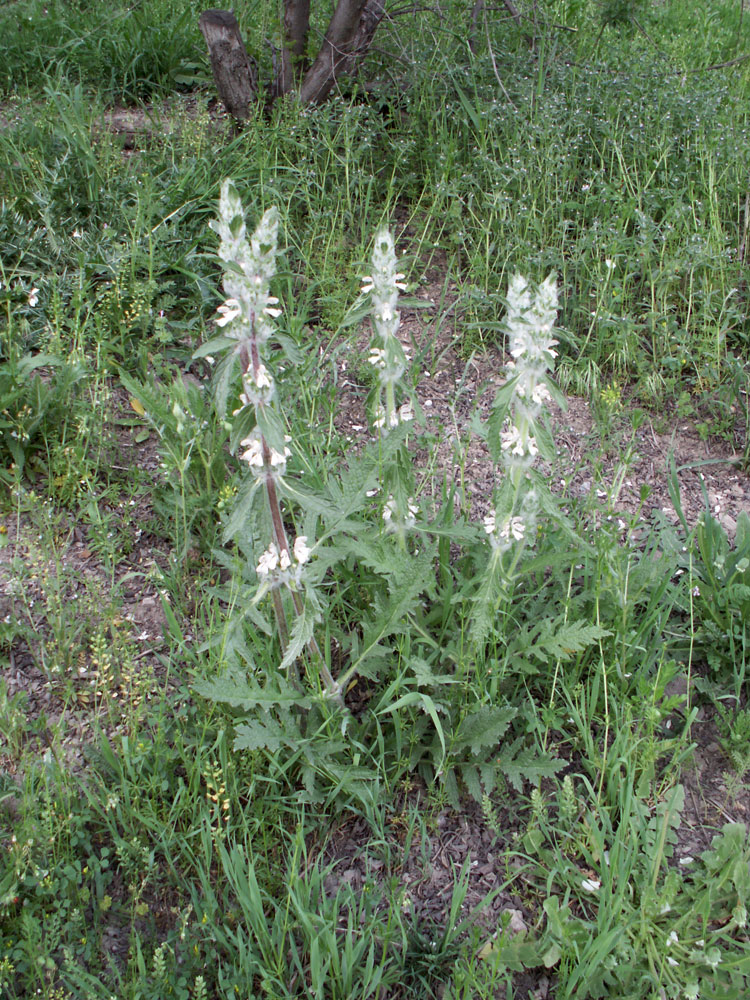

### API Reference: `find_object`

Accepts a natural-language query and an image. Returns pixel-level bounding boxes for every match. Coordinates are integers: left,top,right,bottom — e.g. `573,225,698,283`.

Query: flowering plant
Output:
196,181,573,807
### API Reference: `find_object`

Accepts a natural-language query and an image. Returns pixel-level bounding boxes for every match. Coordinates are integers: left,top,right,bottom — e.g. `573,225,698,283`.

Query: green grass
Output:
2,1,750,997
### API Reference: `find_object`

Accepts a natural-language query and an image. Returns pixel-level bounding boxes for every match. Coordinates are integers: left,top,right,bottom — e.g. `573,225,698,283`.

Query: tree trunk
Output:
200,0,385,118
299,0,386,105
199,9,258,120
280,0,311,96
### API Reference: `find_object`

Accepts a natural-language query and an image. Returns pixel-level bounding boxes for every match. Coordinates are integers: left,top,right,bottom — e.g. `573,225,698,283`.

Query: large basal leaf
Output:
194,672,311,710
453,705,517,756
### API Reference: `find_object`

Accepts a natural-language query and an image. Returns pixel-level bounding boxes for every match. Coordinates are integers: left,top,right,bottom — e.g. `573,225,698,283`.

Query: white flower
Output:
531,382,551,405
666,957,679,967
501,425,524,455
605,259,615,271
581,879,600,892
398,401,414,422
667,931,679,947
239,434,264,467
383,496,396,522
483,513,496,534
368,348,386,368
216,298,241,326
256,543,280,577
293,536,311,564
268,445,291,468
279,548,291,571
28,287,39,307
361,277,374,294
499,516,525,542
500,424,537,458
252,364,273,390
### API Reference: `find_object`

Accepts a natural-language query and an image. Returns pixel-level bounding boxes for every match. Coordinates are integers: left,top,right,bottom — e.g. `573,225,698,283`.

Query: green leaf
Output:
279,597,320,673
234,716,288,752
528,619,611,664
193,335,236,359
498,739,565,793
194,672,311,710
453,705,517,755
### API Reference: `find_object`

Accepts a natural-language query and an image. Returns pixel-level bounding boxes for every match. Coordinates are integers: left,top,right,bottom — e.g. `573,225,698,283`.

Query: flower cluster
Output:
483,489,539,553
238,431,291,480
383,494,419,531
484,273,558,561
362,229,413,434
256,535,311,589
210,181,281,350
499,273,558,481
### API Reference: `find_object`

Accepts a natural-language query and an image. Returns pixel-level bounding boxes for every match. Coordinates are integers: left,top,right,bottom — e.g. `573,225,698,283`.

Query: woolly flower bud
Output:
505,273,559,369
211,180,280,343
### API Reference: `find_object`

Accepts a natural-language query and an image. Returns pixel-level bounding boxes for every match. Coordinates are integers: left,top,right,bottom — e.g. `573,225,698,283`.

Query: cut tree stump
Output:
199,9,258,121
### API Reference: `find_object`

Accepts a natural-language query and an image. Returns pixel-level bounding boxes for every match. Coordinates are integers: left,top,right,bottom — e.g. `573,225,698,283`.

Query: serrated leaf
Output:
234,716,288,752
194,673,310,710
453,705,517,755
210,350,238,420
498,739,565,792
279,598,320,672
530,619,611,664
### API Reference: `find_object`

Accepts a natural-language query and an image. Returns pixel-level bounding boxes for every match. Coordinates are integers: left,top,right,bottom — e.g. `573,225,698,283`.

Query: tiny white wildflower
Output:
216,298,241,326
667,931,679,947
279,548,291,571
499,516,525,542
256,543,280,577
268,445,291,468
239,435,264,467
483,513,496,534
531,382,551,405
398,401,414,422
605,259,615,271
28,287,39,307
368,348,386,368
252,364,273,389
581,878,600,892
293,536,311,564
666,957,679,967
